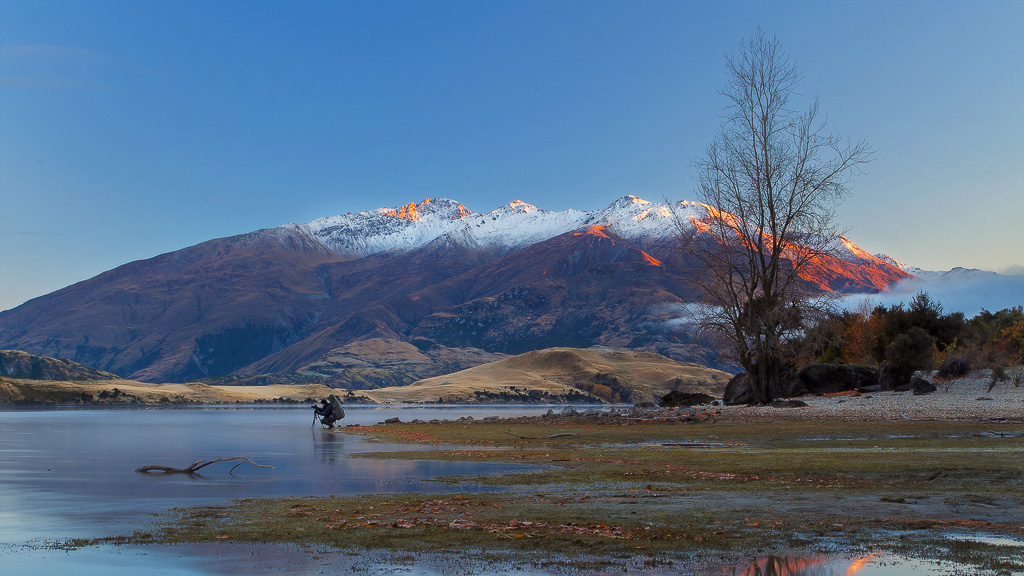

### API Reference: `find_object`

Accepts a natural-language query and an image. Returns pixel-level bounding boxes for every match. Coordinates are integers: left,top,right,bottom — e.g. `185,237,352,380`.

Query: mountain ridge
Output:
0,196,911,383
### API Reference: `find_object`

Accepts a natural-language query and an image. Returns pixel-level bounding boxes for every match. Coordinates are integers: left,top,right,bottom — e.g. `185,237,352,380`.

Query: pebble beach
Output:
718,373,1024,422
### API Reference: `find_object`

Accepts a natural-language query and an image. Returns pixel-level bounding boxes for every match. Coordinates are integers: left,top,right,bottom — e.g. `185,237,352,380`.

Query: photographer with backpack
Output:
312,399,337,428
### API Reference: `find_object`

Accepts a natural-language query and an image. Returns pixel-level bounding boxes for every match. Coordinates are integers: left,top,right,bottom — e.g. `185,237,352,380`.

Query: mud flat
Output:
100,377,1024,575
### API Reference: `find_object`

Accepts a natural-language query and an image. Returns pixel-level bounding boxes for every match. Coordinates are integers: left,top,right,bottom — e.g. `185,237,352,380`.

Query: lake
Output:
0,406,555,543
0,406,995,575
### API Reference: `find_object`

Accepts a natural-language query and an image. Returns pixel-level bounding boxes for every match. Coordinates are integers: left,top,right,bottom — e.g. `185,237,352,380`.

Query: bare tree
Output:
679,30,873,404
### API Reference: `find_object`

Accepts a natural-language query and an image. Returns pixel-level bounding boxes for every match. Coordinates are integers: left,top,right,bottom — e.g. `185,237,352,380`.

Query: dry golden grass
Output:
1,347,731,405
361,347,730,404
0,377,342,404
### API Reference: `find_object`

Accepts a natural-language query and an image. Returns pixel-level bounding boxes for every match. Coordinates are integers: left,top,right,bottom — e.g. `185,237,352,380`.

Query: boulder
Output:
879,363,936,392
896,376,937,395
911,377,937,395
660,390,716,407
797,364,878,395
723,373,755,405
770,399,808,408
723,368,801,405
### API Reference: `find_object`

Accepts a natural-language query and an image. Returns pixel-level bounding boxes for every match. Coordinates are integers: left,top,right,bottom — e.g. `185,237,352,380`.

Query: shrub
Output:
880,327,936,390
989,365,1009,393
1008,365,1024,388
935,354,971,380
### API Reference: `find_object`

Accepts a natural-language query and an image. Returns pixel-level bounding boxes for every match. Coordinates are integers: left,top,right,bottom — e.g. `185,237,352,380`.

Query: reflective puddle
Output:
699,554,983,575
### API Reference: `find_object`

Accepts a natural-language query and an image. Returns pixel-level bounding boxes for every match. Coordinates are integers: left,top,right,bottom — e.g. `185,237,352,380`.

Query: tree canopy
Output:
683,29,873,403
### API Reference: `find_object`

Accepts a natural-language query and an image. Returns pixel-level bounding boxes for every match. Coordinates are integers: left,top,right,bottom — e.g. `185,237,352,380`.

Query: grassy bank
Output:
103,414,1024,573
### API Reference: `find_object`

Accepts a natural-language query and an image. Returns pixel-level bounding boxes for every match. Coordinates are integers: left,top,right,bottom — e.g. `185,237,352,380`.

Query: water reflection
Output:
710,556,856,575
0,406,549,543
707,554,961,576
0,407,985,576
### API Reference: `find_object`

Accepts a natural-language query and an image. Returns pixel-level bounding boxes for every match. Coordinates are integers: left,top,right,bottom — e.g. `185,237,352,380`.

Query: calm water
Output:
0,406,553,544
0,406,1005,575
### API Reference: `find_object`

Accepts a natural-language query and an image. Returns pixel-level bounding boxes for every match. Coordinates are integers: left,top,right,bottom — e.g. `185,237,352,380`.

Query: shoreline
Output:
4,374,1023,424
77,387,1024,575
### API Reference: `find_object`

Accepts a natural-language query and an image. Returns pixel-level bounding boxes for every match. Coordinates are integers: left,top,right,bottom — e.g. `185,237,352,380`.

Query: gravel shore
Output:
717,374,1024,422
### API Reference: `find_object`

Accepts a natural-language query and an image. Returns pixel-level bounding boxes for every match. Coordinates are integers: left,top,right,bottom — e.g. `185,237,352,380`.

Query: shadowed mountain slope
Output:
0,197,909,382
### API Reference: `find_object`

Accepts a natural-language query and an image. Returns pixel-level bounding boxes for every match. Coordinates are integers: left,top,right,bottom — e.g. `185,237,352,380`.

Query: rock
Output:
878,363,903,391
910,377,937,395
723,373,755,405
798,364,878,395
723,368,800,405
659,390,716,407
770,399,808,408
384,417,401,424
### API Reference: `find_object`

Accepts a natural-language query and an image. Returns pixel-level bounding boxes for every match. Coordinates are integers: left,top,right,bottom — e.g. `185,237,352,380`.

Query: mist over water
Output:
841,274,1024,315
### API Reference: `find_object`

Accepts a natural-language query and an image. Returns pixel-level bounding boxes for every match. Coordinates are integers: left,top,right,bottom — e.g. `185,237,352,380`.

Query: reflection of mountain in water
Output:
715,555,877,576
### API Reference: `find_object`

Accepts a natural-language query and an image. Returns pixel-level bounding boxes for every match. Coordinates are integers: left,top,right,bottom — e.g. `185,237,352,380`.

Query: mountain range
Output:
0,196,911,383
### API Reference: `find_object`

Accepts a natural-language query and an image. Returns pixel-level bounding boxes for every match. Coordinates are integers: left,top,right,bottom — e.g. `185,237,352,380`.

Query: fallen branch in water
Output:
897,413,940,422
503,431,578,439
899,413,1022,424
136,457,275,475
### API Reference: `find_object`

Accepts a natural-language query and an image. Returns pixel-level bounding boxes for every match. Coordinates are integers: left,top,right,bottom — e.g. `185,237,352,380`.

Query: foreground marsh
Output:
114,410,1024,574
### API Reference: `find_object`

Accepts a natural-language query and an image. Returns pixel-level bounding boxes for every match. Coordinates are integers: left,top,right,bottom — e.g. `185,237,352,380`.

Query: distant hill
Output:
360,347,733,404
200,338,509,389
0,350,119,381
0,347,730,406
0,196,908,383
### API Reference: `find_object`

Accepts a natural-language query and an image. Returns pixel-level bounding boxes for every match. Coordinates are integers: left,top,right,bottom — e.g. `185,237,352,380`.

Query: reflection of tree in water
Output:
722,555,877,576
313,429,348,463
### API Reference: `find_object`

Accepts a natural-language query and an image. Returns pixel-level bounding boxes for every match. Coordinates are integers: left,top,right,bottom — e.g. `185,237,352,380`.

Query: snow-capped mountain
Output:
0,195,909,383
873,253,999,282
301,196,701,256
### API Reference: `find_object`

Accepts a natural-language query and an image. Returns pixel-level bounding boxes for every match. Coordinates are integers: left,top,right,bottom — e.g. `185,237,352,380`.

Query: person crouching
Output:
312,399,337,428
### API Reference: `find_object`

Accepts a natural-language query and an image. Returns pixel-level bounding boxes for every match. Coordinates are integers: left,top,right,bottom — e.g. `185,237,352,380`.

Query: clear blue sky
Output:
2,0,1022,312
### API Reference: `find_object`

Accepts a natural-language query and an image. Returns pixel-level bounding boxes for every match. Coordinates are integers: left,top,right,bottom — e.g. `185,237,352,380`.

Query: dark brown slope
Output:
409,226,711,360
0,226,342,382
0,220,909,383
235,226,706,377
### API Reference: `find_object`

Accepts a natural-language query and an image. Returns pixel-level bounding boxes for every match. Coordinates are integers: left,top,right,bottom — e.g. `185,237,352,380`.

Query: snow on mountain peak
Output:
494,199,540,215
299,196,707,257
873,253,919,273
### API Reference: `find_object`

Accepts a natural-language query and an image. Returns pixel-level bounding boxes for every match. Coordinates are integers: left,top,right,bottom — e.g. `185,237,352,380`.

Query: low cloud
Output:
841,273,1024,316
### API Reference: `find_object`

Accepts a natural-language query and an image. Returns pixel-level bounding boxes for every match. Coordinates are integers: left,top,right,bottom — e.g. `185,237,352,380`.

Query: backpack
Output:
327,394,346,420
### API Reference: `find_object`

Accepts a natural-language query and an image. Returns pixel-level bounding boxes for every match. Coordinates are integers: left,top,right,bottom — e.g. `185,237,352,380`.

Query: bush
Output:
1009,365,1024,388
989,365,1009,392
935,354,971,380
880,327,936,390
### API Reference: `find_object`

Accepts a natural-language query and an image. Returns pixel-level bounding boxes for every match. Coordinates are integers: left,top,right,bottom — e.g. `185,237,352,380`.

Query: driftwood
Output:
899,413,1022,424
136,457,275,475
985,430,1021,438
503,431,578,439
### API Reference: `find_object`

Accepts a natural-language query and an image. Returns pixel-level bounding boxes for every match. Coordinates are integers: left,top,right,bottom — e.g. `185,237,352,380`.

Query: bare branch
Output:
684,29,873,403
136,457,275,475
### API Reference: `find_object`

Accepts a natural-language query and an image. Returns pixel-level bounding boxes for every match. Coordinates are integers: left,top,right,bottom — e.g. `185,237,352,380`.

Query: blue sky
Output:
1,0,1022,312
